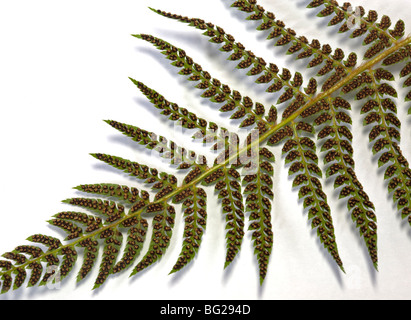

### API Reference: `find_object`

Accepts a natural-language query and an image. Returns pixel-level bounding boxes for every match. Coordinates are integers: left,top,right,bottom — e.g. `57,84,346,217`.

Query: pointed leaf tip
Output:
128,77,139,86
89,153,100,160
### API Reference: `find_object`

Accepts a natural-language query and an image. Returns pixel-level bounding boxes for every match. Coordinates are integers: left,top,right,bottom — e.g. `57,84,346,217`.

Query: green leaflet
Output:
313,96,378,269
308,0,405,61
170,185,207,274
201,132,246,269
130,204,175,276
230,0,357,93
93,229,123,290
113,218,148,274
280,121,345,272
358,69,411,223
62,197,125,224
73,183,145,205
202,163,245,269
25,234,63,286
11,245,43,288
134,33,271,132
242,147,275,283
128,78,226,151
76,237,99,282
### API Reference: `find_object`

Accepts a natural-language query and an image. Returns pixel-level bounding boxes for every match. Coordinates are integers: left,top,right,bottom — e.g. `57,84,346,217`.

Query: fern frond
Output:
73,183,145,206
113,218,148,274
76,237,99,282
229,0,359,93
130,204,175,276
129,78,216,138
62,197,125,224
170,186,207,273
103,120,206,167
202,161,244,268
52,211,103,235
2,0,411,298
150,8,303,104
129,78,230,151
314,96,378,268
281,121,344,271
93,228,123,289
308,0,404,60
25,234,63,286
91,152,169,185
362,80,411,221
133,33,271,132
342,65,411,225
381,44,411,114
243,146,275,283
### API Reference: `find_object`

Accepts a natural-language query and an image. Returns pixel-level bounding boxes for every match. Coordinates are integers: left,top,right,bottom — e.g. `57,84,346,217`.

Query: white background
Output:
0,0,411,300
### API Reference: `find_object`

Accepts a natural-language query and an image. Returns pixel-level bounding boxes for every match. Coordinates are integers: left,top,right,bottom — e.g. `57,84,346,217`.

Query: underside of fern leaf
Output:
0,0,411,299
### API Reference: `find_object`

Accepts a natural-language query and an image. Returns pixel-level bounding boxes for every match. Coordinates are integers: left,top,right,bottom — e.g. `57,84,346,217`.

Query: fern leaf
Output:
25,234,62,286
129,78,216,140
103,120,205,167
280,121,344,271
73,183,146,206
308,0,403,61
352,68,411,225
53,211,103,236
129,78,229,149
12,246,43,288
90,153,179,196
1,252,27,291
382,44,411,114
93,228,123,289
134,33,271,132
221,165,245,268
47,217,83,241
202,161,244,268
130,204,175,276
76,237,99,282
0,262,12,294
314,97,378,268
229,0,357,93
113,218,148,274
2,0,411,297
62,197,125,224
150,8,295,105
243,147,275,283
170,186,207,273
